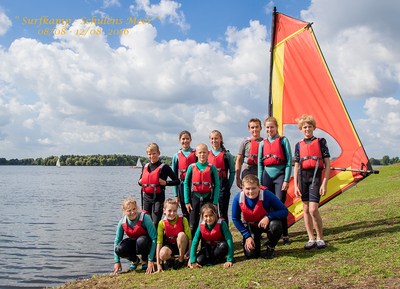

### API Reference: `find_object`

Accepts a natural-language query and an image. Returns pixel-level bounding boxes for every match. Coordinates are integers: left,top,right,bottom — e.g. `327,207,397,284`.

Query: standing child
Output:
172,131,197,220
232,175,288,259
155,198,192,272
190,203,234,268
257,117,292,245
184,143,220,238
113,198,157,274
208,130,235,225
139,143,180,227
293,114,330,249
235,118,263,189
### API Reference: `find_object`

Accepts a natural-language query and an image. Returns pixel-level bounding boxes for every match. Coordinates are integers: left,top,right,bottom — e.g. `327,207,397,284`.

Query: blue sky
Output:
0,0,399,160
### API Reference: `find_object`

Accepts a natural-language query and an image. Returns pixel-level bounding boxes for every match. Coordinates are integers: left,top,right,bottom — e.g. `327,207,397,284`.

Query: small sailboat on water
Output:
268,8,379,227
56,158,61,168
130,158,143,169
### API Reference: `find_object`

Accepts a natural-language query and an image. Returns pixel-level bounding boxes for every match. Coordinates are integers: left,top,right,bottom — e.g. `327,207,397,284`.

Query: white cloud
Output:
132,0,190,31
102,0,121,9
0,6,12,35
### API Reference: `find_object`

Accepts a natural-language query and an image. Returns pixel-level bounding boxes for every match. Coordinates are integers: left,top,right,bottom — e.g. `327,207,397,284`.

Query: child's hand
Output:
187,260,191,268
294,187,302,197
138,178,142,185
146,261,155,274
155,264,164,274
175,196,181,206
258,216,270,229
320,184,327,196
282,181,289,191
113,262,122,274
224,261,233,268
186,203,192,213
213,204,218,212
159,178,167,186
244,237,255,251
191,263,202,268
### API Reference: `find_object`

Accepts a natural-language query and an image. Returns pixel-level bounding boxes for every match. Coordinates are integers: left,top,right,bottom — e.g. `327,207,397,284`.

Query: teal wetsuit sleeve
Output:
210,165,220,205
282,137,292,182
190,226,202,263
257,141,264,181
143,214,157,262
184,165,193,204
114,219,124,263
172,153,179,197
227,152,236,189
220,221,234,262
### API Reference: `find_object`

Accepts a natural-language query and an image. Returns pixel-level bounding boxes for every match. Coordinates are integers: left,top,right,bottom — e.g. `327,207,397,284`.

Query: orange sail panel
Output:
270,12,372,227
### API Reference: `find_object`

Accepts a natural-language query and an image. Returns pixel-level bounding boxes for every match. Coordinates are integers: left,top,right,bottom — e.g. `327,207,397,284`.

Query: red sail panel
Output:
271,13,371,227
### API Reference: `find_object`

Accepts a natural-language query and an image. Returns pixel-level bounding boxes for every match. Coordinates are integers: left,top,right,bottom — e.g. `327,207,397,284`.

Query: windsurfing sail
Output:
268,8,379,227
56,158,61,168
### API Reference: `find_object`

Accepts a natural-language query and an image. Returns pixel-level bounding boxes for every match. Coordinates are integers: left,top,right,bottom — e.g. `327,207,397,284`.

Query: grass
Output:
56,164,400,288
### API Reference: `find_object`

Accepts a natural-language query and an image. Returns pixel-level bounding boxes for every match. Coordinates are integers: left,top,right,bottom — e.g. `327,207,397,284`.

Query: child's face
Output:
195,145,209,164
202,209,216,225
248,122,261,139
124,203,138,221
209,133,221,149
179,134,191,150
243,182,260,199
265,121,278,138
147,149,160,163
300,122,315,139
164,204,178,220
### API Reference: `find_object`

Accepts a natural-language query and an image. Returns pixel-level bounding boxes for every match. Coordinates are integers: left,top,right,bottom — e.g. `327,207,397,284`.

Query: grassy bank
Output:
57,164,400,289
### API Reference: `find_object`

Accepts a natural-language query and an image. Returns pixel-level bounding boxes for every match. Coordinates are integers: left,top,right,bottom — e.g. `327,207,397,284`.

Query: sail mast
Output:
268,6,277,117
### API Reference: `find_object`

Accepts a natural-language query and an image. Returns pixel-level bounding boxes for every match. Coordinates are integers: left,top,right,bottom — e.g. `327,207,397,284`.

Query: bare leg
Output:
176,232,188,262
303,201,315,241
309,202,323,240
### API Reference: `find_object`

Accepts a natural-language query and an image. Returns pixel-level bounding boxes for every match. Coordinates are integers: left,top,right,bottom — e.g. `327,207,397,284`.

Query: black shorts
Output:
163,242,180,256
298,168,323,203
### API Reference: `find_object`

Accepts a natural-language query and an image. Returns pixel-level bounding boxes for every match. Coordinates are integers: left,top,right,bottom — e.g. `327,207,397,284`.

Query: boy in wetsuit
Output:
293,115,330,249
184,143,220,238
139,143,180,227
235,118,263,189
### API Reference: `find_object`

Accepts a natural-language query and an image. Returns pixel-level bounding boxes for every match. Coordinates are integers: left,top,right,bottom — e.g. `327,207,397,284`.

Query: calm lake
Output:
0,165,238,288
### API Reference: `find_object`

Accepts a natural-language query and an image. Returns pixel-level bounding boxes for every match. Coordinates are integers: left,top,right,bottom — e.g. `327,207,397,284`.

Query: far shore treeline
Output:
0,155,172,166
0,155,398,167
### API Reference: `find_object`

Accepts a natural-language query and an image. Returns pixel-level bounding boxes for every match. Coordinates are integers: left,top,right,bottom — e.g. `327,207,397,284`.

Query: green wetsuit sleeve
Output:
114,219,124,263
182,217,192,240
257,141,264,181
142,214,157,262
172,153,179,197
220,221,234,262
227,152,236,189
282,137,293,182
190,225,202,263
156,220,165,244
211,165,220,205
184,165,193,204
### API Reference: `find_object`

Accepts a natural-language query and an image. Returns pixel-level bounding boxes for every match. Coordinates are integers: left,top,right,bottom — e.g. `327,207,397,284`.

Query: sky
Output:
0,0,399,160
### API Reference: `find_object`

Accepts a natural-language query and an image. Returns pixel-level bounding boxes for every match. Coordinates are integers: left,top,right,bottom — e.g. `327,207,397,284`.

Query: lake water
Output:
0,166,238,289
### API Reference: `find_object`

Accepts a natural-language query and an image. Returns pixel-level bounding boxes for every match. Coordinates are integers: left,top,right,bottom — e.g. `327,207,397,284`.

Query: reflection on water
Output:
0,166,142,288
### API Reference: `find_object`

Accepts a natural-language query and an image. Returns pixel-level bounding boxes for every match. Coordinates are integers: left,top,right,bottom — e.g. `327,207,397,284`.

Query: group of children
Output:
113,114,331,274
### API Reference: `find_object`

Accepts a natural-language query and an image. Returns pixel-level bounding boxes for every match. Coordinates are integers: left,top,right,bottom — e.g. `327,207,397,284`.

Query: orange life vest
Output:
262,137,286,166
177,149,196,180
191,163,213,194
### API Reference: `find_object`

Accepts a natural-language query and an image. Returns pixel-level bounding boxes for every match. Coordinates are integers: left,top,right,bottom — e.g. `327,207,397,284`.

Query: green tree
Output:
382,155,390,166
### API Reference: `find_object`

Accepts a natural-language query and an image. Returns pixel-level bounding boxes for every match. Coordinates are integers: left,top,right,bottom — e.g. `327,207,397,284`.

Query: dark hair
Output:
179,130,192,140
200,203,218,219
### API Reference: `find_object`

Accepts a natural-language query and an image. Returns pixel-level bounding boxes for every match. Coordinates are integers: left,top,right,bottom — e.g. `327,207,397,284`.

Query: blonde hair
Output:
296,114,316,129
248,118,262,128
146,143,160,153
242,174,260,187
264,117,278,127
196,143,208,152
164,198,179,209
200,203,218,219
121,198,137,211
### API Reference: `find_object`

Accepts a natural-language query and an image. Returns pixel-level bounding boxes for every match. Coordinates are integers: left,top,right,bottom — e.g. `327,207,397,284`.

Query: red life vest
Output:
163,215,184,243
299,138,324,169
177,149,196,180
208,150,227,179
262,137,286,166
246,138,262,165
122,211,149,238
239,190,267,226
191,163,213,194
141,163,165,194
200,218,224,246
